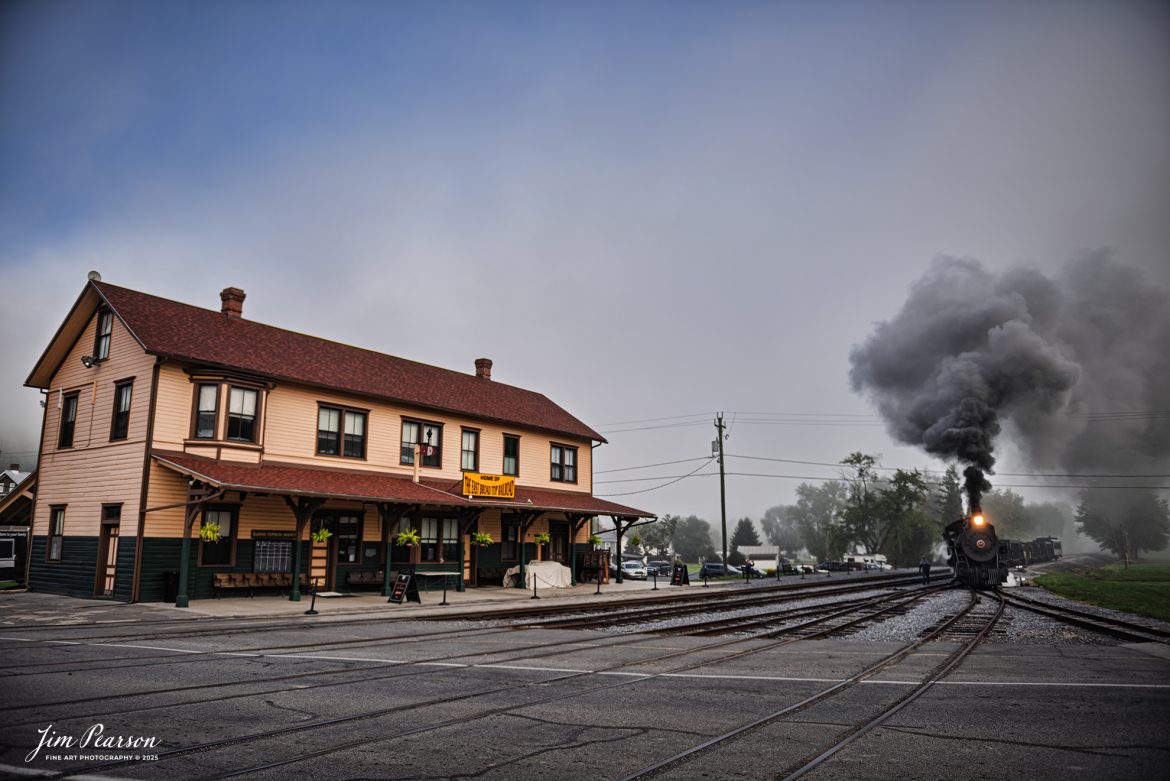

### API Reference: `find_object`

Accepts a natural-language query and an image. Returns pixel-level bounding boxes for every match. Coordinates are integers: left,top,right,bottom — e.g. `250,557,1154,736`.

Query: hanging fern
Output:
396,528,421,547
533,532,551,545
471,531,494,547
197,523,221,542
311,528,333,543
588,534,603,547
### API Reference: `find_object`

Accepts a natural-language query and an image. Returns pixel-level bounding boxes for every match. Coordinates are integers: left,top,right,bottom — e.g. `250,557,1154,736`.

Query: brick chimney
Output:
475,358,493,380
7,464,18,471
220,287,246,318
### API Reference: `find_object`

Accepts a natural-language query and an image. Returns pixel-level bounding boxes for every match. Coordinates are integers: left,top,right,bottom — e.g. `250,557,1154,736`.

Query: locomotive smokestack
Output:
964,465,991,513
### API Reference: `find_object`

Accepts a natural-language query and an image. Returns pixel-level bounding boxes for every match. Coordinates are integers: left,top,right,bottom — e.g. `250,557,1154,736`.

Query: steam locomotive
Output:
943,512,1063,587
943,512,1008,587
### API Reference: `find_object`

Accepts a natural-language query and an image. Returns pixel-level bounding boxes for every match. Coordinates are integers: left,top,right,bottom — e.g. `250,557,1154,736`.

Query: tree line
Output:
627,453,1169,566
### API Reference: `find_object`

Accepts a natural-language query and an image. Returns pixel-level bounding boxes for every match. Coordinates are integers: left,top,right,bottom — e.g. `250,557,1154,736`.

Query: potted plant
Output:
396,528,421,547
471,531,494,547
197,522,221,542
588,534,603,548
533,531,550,560
629,534,642,550
311,527,332,543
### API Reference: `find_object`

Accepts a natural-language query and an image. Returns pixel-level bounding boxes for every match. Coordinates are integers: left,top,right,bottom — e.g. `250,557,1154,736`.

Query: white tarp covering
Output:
504,560,573,589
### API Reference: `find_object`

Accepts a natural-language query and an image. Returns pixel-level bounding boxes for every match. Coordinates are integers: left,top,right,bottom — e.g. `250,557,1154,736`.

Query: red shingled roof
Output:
94,281,605,443
154,453,653,518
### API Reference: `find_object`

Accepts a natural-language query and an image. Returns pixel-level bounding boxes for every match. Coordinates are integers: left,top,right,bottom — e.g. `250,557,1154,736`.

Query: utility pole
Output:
715,413,728,568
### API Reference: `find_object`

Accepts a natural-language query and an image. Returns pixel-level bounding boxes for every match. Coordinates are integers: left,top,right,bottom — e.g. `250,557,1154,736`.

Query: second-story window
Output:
194,384,219,439
226,387,258,442
94,310,113,361
58,393,79,449
317,406,367,458
461,429,479,472
401,420,442,468
503,435,520,476
110,381,133,440
551,444,577,483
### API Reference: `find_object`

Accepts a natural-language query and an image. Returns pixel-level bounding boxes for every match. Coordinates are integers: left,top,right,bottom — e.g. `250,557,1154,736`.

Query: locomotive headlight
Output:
972,514,986,526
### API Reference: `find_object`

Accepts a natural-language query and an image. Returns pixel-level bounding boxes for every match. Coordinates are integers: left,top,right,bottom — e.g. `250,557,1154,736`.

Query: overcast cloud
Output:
2,0,1167,528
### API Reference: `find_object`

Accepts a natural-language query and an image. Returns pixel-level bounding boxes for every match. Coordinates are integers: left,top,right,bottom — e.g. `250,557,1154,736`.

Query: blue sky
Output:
2,0,1167,527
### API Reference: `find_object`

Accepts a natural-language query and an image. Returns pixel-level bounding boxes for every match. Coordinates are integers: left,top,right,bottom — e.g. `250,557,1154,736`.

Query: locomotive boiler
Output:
943,512,1008,587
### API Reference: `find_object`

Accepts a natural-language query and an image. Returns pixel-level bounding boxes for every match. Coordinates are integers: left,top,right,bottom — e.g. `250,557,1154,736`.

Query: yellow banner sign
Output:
462,472,516,499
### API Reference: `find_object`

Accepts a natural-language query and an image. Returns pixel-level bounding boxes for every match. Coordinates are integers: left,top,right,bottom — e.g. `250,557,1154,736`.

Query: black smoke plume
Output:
850,252,1170,512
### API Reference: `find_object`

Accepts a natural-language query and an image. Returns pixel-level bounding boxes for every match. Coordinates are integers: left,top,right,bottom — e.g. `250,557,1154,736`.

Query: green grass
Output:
1034,564,1170,622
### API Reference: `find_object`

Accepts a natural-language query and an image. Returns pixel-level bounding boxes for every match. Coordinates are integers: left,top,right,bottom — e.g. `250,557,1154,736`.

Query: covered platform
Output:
149,451,655,607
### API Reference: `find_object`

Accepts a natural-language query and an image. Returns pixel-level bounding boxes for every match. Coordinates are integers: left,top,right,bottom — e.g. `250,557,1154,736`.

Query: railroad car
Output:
942,512,1007,587
1002,536,1063,568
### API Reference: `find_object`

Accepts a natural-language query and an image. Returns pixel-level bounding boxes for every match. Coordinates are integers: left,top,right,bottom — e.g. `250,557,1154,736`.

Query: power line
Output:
600,420,713,435
597,470,1169,492
599,407,1170,436
597,452,1169,480
724,454,1170,479
595,459,716,498
595,412,712,427
595,457,712,475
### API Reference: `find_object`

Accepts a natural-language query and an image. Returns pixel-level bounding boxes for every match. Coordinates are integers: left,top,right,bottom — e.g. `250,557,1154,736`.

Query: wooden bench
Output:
344,570,385,589
212,572,308,598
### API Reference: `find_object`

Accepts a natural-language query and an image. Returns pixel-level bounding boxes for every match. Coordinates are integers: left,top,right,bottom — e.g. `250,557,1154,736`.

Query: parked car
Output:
741,562,766,579
646,560,672,577
698,563,740,578
620,561,647,580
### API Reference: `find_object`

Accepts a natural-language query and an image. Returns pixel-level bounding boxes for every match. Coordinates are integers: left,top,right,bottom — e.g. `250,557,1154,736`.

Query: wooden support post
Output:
567,513,591,586
175,483,218,608
611,515,641,584
378,503,411,597
457,508,483,592
283,496,326,602
516,510,541,588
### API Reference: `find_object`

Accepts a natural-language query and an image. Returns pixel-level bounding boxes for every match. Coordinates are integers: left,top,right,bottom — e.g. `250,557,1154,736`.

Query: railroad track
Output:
26,581,961,780
514,575,925,631
674,586,944,638
1000,589,1170,643
617,588,1003,781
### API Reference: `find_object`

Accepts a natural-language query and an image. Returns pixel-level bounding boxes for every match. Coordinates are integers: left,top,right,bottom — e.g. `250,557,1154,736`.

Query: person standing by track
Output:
918,556,931,585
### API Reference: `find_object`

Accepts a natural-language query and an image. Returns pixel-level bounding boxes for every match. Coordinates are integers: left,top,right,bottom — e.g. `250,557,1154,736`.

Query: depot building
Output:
24,277,653,604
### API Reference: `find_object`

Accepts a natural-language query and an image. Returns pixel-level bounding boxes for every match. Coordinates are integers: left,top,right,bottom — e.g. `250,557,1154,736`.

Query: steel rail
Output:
615,588,998,781
1000,590,1170,643
518,578,923,631
40,578,950,780
777,590,1005,780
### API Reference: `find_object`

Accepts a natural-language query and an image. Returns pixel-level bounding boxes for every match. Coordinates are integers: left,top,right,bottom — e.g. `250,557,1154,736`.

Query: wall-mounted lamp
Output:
81,355,96,368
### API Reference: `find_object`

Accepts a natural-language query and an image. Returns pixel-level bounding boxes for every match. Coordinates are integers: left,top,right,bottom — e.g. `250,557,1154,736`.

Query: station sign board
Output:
462,472,516,499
